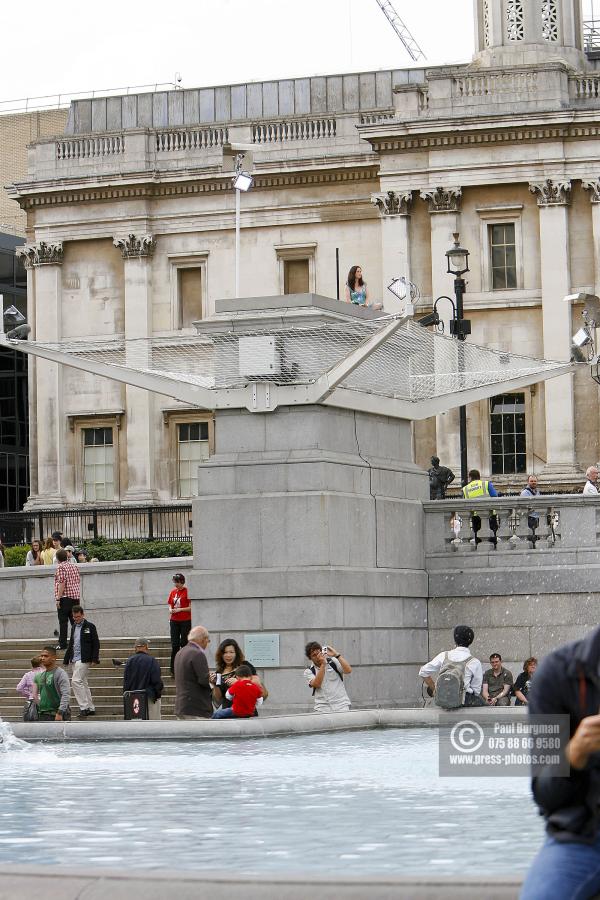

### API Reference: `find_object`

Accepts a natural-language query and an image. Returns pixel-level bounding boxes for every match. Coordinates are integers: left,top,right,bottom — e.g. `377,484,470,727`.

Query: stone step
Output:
0,637,178,723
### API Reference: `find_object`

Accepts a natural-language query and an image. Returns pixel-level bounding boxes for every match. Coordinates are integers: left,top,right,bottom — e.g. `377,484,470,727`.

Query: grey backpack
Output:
434,652,473,709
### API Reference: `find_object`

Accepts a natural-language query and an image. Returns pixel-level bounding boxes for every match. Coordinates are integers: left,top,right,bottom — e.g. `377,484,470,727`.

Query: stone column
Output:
420,187,462,473
582,178,600,298
529,179,577,475
371,190,413,313
17,241,65,507
113,234,158,503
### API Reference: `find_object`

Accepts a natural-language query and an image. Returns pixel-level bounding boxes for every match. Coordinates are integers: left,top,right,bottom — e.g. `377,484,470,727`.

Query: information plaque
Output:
244,633,280,667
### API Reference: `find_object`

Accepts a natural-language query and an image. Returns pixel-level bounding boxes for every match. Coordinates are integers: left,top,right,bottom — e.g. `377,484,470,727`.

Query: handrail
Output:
0,81,181,117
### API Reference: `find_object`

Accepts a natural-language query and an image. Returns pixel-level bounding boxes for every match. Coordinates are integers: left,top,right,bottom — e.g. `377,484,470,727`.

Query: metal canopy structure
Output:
1,313,571,420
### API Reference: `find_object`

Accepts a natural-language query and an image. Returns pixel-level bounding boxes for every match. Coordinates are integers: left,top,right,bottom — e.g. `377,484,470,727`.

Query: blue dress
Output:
349,286,367,305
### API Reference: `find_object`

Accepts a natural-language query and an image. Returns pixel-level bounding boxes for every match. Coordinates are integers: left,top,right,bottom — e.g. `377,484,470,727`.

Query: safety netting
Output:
24,318,566,403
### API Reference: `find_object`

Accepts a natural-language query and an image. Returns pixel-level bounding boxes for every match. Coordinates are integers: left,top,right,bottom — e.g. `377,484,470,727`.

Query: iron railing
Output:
0,505,193,547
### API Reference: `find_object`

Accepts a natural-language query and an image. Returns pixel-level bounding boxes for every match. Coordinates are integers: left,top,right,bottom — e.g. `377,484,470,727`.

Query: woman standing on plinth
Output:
344,265,382,309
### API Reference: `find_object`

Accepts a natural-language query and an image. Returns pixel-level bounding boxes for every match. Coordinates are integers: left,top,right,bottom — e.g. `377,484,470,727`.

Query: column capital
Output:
420,186,462,213
529,178,571,206
371,190,413,216
16,241,64,268
113,233,156,259
582,178,600,203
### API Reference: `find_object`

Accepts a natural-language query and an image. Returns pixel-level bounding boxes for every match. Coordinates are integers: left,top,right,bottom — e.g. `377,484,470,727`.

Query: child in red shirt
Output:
167,573,191,675
211,665,265,718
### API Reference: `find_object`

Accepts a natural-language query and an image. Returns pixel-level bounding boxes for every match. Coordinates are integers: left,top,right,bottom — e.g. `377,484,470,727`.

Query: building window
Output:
275,243,316,294
169,254,209,331
284,259,310,294
490,393,526,475
489,223,517,290
178,267,203,328
177,421,210,498
82,427,115,501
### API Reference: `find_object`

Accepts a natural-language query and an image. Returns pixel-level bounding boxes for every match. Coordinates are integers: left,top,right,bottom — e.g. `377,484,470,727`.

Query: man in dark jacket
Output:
63,605,100,719
123,638,164,720
427,456,455,500
520,625,600,900
174,625,212,719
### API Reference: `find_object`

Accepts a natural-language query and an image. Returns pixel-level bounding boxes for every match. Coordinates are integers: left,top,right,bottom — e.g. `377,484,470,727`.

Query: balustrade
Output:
570,74,600,100
251,117,336,143
452,71,537,99
155,127,229,151
56,135,125,160
425,496,600,557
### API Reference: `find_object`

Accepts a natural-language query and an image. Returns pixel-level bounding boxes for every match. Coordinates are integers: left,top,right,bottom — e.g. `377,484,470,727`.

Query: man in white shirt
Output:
304,641,352,713
419,625,485,707
583,466,599,495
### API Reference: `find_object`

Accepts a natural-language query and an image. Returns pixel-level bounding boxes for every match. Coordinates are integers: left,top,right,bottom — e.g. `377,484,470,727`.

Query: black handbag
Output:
23,700,39,722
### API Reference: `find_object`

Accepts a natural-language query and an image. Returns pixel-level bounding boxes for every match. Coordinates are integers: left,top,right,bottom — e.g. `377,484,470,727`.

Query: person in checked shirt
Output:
54,548,81,650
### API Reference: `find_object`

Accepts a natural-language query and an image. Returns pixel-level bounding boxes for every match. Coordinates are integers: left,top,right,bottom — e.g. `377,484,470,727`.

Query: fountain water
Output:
0,717,32,753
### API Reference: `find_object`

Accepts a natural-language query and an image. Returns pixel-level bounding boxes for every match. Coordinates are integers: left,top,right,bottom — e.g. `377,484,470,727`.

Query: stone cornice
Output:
12,165,380,210
113,233,156,258
365,123,600,154
371,190,413,216
15,241,64,267
529,178,571,206
420,186,462,213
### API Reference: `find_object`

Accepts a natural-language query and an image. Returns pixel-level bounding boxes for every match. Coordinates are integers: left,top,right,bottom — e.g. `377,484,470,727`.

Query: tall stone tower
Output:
473,0,587,68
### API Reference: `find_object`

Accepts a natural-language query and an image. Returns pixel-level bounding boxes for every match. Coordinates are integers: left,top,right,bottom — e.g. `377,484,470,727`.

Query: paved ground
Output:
0,867,524,900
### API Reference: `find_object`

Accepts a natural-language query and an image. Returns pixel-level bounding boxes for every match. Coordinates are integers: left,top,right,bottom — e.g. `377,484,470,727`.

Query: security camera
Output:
417,311,441,328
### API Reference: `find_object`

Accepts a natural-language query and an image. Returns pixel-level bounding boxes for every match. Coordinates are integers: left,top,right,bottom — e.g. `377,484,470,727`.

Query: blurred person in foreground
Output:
520,625,600,900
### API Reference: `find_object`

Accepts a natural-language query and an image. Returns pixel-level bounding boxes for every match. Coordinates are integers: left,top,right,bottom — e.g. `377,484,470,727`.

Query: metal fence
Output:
0,505,193,546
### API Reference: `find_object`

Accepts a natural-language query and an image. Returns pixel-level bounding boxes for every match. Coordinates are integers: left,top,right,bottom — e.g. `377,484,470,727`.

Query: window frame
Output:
168,253,209,331
477,206,523,294
487,392,529,477
162,410,215,499
69,413,123,503
274,243,317,295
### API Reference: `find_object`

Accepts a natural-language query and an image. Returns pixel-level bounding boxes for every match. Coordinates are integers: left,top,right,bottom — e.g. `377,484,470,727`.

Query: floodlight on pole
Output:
231,152,254,298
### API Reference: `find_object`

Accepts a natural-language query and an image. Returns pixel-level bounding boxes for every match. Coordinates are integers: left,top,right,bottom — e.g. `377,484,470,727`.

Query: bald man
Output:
174,625,213,719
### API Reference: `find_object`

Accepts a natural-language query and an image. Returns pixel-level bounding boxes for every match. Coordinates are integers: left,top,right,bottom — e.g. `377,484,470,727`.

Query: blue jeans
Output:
520,832,600,900
212,708,235,719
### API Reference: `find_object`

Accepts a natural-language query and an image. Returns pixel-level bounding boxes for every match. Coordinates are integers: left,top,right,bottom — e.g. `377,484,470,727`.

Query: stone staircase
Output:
0,637,176,722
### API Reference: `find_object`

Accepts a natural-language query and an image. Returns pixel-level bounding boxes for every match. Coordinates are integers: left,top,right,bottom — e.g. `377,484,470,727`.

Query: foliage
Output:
79,538,193,562
4,544,29,567
4,539,192,566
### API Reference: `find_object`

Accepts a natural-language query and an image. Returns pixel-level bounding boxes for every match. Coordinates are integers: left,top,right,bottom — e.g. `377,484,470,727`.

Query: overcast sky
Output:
1,1,476,106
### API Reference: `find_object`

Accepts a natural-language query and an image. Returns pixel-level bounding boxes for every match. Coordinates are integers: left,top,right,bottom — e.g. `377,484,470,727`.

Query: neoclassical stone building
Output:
9,0,600,507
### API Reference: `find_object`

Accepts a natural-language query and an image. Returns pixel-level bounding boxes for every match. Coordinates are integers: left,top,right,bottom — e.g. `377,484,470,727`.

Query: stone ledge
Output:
11,706,527,742
0,866,524,900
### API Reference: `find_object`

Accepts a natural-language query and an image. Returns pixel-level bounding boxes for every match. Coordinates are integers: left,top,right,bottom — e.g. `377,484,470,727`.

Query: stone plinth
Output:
189,402,429,710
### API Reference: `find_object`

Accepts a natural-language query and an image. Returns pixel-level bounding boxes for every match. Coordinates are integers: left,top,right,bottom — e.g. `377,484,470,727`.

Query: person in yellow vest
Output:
462,469,499,546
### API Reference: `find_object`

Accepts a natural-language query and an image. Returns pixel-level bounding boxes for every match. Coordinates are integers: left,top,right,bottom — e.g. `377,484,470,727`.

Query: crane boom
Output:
373,0,426,62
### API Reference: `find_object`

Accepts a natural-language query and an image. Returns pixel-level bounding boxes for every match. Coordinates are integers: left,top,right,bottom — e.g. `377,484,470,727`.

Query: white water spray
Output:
0,716,31,753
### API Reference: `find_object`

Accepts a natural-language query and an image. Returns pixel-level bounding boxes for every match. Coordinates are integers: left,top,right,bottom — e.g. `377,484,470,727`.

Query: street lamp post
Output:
445,233,471,486
232,154,253,299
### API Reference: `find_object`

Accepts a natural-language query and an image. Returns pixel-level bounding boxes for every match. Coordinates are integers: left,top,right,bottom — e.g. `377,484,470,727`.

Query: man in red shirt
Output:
211,665,266,718
54,548,81,650
167,573,192,675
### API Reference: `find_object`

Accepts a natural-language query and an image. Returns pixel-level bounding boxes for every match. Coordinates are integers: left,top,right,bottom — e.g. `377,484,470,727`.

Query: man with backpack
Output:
304,641,352,713
419,625,486,709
